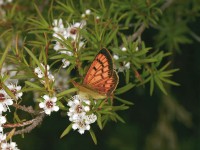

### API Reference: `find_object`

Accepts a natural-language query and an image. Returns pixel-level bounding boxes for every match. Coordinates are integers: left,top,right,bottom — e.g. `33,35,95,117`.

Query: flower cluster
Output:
39,95,59,115
67,95,97,134
113,47,132,72
0,83,22,114
34,64,54,83
1,141,20,150
0,100,19,150
52,16,87,68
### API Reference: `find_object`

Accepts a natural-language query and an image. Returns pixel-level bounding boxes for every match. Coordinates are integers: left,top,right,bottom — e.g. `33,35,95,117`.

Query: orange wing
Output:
83,48,118,96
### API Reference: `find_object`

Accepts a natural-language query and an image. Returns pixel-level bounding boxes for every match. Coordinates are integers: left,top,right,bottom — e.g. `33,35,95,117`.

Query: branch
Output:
12,103,40,115
129,0,174,42
14,113,45,135
129,23,146,42
3,118,36,128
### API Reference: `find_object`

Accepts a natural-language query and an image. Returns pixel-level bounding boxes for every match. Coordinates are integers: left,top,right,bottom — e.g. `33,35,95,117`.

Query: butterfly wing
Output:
83,48,118,97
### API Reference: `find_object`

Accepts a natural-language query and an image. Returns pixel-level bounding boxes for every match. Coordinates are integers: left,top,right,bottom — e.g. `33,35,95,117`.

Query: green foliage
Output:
0,0,199,149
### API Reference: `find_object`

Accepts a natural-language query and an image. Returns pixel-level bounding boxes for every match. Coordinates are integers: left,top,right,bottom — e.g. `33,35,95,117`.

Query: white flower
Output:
113,54,119,60
0,89,13,113
62,59,70,68
52,19,66,40
0,115,6,124
85,114,97,124
52,19,86,68
34,64,54,82
0,115,6,132
121,47,127,52
67,95,97,134
0,133,6,142
135,46,139,51
72,119,91,134
1,141,19,150
39,95,59,115
124,62,130,69
34,64,48,78
85,9,91,15
7,83,23,99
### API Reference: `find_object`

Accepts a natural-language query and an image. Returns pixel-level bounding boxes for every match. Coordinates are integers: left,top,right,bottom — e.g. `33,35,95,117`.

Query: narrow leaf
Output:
56,88,78,97
6,128,16,141
114,96,134,105
115,83,135,95
60,124,72,138
25,81,43,89
89,129,97,145
97,113,103,130
0,44,10,71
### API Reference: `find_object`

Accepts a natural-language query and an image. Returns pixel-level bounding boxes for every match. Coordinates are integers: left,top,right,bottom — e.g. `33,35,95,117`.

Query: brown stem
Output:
3,118,36,128
14,113,45,135
12,103,40,115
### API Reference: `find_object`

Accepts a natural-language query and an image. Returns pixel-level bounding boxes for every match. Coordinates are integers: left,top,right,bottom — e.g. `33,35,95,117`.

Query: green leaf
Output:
114,96,134,105
89,129,97,145
6,128,16,141
60,124,72,138
33,4,49,27
97,113,103,130
150,77,154,96
154,76,167,95
24,47,43,71
0,44,10,71
25,81,43,89
111,105,129,111
56,88,78,97
57,101,67,110
114,113,125,123
115,83,135,95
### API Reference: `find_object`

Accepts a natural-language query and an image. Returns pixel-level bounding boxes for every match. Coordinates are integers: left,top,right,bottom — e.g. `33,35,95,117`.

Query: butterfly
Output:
72,48,119,99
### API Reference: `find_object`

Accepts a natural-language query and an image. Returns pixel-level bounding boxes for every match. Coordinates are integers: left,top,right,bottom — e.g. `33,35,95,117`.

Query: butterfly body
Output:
73,48,118,100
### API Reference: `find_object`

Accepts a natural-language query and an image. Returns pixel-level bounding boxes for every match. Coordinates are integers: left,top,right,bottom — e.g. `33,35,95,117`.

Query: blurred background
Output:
1,0,200,150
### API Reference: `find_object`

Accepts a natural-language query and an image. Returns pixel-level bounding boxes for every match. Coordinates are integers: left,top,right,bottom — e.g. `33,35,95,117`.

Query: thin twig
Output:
129,0,174,42
14,113,45,135
12,103,39,115
129,23,146,42
3,118,36,128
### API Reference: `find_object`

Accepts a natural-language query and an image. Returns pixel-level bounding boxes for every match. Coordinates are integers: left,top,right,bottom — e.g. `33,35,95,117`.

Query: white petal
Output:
43,95,49,100
84,106,90,112
39,102,45,108
125,62,130,69
45,109,51,115
51,97,57,102
67,101,73,106
10,142,17,148
6,99,13,105
1,142,7,148
72,123,78,130
78,129,85,134
53,106,59,112
38,73,44,78
85,124,90,130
